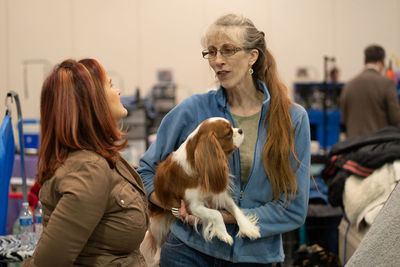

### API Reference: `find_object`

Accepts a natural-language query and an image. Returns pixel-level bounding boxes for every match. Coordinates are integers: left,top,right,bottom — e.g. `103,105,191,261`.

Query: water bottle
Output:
19,202,34,248
34,201,43,244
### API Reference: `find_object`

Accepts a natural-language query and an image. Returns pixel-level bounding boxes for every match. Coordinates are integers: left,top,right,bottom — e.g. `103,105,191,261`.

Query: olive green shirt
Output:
231,111,261,188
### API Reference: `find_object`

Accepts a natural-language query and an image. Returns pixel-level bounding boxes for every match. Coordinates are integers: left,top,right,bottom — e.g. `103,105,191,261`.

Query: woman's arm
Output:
240,107,311,237
30,161,110,266
138,100,195,202
176,200,237,225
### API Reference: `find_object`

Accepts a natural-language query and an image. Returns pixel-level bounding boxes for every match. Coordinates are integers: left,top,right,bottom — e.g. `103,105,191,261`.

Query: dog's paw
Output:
216,231,233,245
237,224,260,240
246,214,259,225
203,222,233,245
237,214,261,240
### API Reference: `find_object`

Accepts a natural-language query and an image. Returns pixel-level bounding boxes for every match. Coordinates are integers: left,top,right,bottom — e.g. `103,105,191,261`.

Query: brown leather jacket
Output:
22,150,148,266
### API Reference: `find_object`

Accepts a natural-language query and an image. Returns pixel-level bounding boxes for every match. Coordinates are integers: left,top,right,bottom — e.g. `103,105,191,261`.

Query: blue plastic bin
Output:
307,109,341,150
22,119,40,153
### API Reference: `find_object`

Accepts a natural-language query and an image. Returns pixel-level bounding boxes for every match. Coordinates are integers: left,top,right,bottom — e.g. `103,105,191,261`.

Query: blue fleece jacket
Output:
138,81,311,263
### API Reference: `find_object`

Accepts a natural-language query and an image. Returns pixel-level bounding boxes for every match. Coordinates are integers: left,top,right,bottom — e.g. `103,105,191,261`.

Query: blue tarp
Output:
0,115,15,235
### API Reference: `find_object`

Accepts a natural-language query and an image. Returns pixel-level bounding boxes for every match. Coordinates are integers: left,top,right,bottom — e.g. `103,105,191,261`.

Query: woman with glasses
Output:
138,13,310,266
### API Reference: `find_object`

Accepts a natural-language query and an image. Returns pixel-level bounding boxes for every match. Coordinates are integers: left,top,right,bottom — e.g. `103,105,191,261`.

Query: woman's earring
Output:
249,68,254,75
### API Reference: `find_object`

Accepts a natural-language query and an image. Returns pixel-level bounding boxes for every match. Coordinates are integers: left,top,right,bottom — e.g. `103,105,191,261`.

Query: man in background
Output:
340,44,400,138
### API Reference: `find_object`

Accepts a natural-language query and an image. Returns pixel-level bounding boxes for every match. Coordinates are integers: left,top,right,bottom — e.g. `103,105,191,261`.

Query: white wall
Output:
0,0,8,118
1,0,399,120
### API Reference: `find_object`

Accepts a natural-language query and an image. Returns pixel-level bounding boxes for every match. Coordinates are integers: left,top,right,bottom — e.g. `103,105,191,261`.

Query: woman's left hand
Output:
177,200,197,225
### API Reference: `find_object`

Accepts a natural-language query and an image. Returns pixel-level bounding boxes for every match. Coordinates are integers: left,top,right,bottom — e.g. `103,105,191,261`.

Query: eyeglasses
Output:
202,44,245,59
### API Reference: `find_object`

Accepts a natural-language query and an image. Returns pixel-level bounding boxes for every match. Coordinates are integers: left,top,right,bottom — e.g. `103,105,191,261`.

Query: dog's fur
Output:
140,117,260,266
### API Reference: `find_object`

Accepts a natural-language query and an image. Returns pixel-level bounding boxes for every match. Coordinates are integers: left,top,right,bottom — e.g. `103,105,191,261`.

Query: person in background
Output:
138,14,310,266
22,58,148,267
329,67,340,83
340,44,400,138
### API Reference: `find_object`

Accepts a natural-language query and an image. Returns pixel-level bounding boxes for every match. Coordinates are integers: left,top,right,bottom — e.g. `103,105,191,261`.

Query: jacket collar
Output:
363,68,381,76
115,157,146,196
365,63,381,73
215,80,271,110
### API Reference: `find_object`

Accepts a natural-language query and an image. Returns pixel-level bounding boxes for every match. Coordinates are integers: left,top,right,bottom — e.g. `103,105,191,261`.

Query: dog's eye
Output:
226,130,233,137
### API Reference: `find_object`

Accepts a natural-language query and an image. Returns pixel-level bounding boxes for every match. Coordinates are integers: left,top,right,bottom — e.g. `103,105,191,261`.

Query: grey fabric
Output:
346,182,400,267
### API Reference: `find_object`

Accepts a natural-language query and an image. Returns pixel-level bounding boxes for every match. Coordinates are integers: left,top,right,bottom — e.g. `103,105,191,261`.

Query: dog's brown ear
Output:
194,132,229,193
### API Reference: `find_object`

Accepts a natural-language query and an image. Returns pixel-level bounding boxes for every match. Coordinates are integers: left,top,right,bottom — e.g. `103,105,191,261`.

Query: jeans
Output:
160,232,274,267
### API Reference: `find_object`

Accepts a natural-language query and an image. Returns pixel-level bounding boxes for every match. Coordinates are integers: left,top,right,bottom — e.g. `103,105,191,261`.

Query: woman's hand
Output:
173,200,237,225
176,200,197,225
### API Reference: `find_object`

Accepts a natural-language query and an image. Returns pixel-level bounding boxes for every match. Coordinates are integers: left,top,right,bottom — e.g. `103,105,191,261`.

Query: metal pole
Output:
7,91,28,203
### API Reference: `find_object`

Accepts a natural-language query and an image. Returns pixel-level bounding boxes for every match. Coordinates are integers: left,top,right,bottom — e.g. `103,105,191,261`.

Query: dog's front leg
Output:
185,189,233,245
216,192,261,240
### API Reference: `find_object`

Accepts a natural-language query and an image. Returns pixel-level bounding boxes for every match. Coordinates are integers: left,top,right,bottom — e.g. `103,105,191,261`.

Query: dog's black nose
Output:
238,129,243,134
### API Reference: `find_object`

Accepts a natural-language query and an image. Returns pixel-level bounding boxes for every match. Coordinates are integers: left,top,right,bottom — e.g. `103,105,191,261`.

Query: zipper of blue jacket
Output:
227,104,265,262
224,106,241,262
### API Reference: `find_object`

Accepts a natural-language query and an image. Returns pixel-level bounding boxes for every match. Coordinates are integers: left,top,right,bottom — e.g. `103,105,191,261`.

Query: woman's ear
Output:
249,49,259,66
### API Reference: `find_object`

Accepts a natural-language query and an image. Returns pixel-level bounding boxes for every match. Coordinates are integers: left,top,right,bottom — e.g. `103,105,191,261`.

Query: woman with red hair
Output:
22,58,148,266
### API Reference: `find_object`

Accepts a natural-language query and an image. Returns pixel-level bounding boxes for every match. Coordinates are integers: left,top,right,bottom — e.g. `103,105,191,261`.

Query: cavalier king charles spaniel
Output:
140,117,260,266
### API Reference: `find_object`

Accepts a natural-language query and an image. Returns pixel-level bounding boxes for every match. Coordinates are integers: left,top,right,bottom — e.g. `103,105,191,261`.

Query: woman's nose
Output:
214,52,225,64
